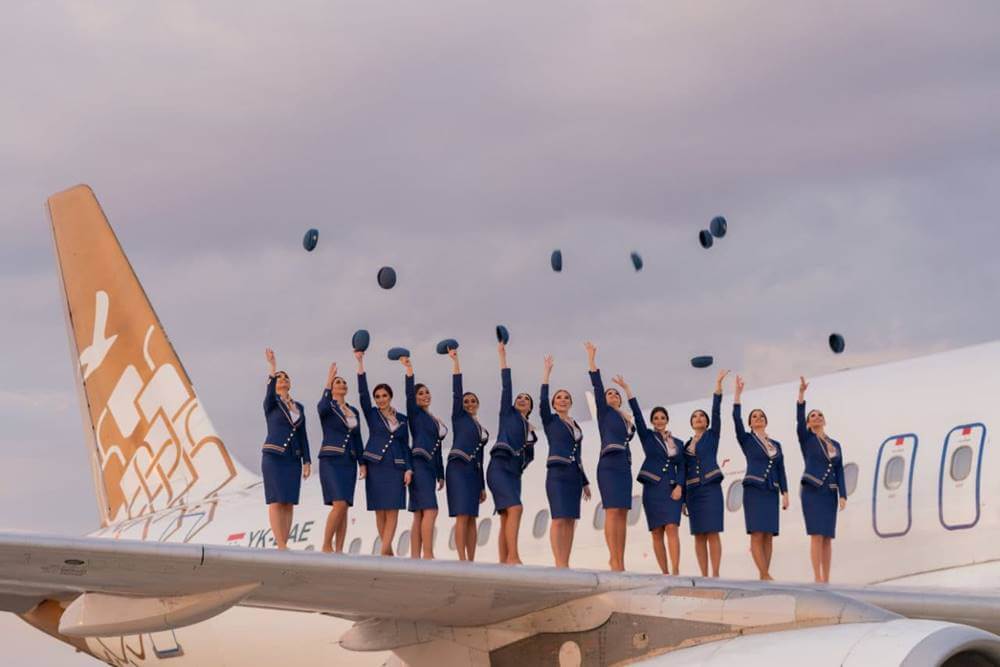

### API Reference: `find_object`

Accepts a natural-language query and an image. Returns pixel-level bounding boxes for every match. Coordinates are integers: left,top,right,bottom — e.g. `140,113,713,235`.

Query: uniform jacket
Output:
797,401,847,498
629,397,686,489
540,383,590,486
733,403,788,493
357,372,411,471
590,370,635,462
684,392,724,488
406,374,446,481
261,375,310,463
317,389,364,462
491,368,537,470
449,373,488,491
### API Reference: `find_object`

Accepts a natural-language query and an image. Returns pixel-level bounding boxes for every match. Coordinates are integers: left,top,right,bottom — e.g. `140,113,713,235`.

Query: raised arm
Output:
403,357,418,417
356,351,373,424
796,376,809,447
540,355,554,423
450,350,463,419
710,369,727,437
499,343,513,414
263,347,278,412
318,362,337,419
732,375,748,450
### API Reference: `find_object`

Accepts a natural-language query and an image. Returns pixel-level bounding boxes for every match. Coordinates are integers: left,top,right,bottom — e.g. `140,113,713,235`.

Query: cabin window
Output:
396,530,411,555
626,496,643,525
348,538,361,554
726,481,744,512
372,536,382,555
478,518,492,546
449,526,457,550
532,509,550,538
883,456,905,490
593,502,606,530
843,462,859,496
950,445,974,481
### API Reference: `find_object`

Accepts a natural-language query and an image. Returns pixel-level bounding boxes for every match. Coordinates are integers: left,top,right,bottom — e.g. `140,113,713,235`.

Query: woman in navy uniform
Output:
585,342,634,572
614,375,685,575
317,362,366,553
797,376,847,583
684,369,728,577
261,348,311,550
487,342,537,565
733,375,789,580
445,349,489,561
401,355,446,559
540,354,592,568
355,350,412,556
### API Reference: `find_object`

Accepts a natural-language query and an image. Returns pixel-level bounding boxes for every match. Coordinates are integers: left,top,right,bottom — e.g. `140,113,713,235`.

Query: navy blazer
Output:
629,397,685,489
491,368,537,470
406,374,446,481
590,370,635,462
684,392,724,488
539,384,590,486
357,372,411,471
797,401,847,498
733,403,788,493
261,375,310,463
317,389,364,462
449,373,488,490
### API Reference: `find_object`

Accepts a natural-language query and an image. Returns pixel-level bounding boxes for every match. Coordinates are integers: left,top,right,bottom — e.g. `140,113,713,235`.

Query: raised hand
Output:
584,341,597,371
799,376,809,399
400,356,413,375
543,354,554,381
611,374,633,399
265,348,276,373
734,375,745,400
354,349,365,372
715,369,730,393
449,348,460,373
327,362,338,388
498,342,508,368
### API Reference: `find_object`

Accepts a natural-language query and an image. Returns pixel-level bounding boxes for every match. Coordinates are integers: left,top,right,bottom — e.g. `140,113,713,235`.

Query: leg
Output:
466,516,478,561
749,532,769,580
268,503,288,550
693,534,708,576
809,535,823,582
707,532,722,577
614,508,627,571
322,505,336,553
410,510,422,559
335,507,349,553
549,518,562,567
497,510,509,563
821,537,833,582
421,509,437,559
281,504,294,548
382,510,399,556
455,517,468,560
375,509,386,543
650,527,668,574
762,533,774,575
605,509,627,571
665,524,681,575
505,505,523,564
324,501,348,553
554,519,576,568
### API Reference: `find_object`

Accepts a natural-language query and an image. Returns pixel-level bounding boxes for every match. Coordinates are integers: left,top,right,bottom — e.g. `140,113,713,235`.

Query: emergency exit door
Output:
872,434,918,538
939,423,986,530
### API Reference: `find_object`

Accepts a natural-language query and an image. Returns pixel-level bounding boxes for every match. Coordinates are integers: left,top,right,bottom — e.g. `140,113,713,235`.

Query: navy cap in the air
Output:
630,251,643,272
436,338,459,355
550,249,563,272
690,355,714,369
303,228,319,252
496,324,510,344
710,216,727,239
352,329,370,352
377,266,397,289
698,230,714,249
829,333,846,354
387,347,410,361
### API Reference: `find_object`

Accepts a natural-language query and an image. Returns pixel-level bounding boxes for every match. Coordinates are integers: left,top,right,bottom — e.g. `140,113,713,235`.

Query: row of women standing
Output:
260,344,848,582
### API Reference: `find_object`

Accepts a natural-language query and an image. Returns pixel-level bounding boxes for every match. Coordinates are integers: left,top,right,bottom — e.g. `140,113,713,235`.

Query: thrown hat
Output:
630,251,643,272
690,355,714,368
495,324,510,344
436,338,459,355
698,230,714,249
387,347,410,361
351,329,370,352
377,266,397,289
303,228,319,252
828,333,846,354
709,216,727,239
550,249,563,272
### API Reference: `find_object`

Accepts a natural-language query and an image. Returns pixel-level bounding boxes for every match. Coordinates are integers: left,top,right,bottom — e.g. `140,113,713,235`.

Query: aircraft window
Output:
843,462,859,497
372,537,382,555
532,509,550,538
883,456,905,490
950,446,974,481
449,526,457,551
397,530,411,555
348,538,361,555
593,503,606,530
726,481,744,512
627,496,642,526
478,519,492,546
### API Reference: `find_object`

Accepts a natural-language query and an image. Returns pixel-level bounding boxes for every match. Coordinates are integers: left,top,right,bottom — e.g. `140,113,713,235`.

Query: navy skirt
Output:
487,453,523,512
408,457,439,512
597,453,632,510
546,464,584,520
319,457,357,506
642,481,683,531
261,453,301,505
743,484,779,535
446,458,481,517
365,457,406,511
687,481,724,535
801,484,838,538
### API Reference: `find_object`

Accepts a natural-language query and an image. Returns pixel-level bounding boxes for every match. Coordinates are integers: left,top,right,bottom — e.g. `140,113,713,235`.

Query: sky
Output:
2,2,1000,663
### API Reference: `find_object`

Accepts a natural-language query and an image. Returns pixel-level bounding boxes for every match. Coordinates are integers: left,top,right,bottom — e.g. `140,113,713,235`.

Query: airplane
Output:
2,184,1000,665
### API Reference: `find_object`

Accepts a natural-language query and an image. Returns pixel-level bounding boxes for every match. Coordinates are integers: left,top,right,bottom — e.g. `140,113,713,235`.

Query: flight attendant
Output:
355,350,412,556
445,349,489,561
733,375,789,580
487,342,537,565
261,348,311,550
401,355,446,559
317,362,366,553
797,376,847,583
614,375,685,575
540,354,592,568
585,342,634,572
685,369,728,577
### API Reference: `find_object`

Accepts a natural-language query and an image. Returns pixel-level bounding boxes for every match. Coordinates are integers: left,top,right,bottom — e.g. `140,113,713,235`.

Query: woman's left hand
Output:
302,463,311,480
781,492,790,510
404,470,413,486
582,485,592,501
437,478,445,491
839,497,847,511
358,464,367,480
479,490,487,504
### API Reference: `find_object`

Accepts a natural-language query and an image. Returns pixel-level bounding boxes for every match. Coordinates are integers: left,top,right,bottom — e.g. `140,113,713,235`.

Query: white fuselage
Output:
73,341,1000,665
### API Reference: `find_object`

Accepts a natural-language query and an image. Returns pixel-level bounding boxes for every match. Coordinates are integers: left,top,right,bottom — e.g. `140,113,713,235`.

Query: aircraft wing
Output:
3,532,1000,664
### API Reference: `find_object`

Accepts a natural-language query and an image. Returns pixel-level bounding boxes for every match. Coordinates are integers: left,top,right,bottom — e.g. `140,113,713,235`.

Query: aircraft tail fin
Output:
47,185,255,527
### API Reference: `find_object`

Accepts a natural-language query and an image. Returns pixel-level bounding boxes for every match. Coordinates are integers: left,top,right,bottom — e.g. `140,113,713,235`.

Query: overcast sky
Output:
2,2,1000,663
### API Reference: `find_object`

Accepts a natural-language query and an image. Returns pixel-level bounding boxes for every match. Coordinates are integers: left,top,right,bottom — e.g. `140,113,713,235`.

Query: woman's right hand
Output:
543,354,554,373
401,356,413,375
265,348,276,374
358,464,367,480
611,374,632,398
497,342,507,367
404,470,413,486
734,375,745,400
327,362,338,388
354,350,365,372
798,375,809,400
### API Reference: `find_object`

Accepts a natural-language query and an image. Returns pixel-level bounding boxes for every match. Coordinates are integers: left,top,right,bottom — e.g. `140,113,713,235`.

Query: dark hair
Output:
605,388,621,399
690,409,710,428
275,370,290,380
748,408,768,426
650,406,670,423
515,392,534,416
332,376,347,385
414,383,429,395
462,391,479,403
552,389,573,406
372,383,394,399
